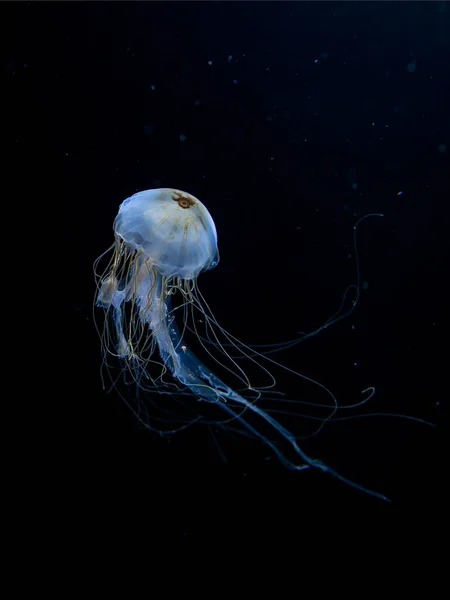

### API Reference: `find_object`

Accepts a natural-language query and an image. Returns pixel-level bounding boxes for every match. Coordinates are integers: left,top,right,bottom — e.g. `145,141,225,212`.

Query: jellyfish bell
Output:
113,188,219,280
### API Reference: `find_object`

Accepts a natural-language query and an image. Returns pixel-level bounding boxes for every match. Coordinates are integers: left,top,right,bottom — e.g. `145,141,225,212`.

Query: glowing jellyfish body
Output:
95,188,389,501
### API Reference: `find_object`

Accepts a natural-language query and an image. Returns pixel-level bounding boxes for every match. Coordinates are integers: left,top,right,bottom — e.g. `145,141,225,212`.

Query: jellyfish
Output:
94,187,389,501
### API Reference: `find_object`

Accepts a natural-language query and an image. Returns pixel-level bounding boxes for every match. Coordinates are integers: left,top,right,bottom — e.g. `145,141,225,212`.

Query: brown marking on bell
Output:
172,190,196,209
184,220,189,236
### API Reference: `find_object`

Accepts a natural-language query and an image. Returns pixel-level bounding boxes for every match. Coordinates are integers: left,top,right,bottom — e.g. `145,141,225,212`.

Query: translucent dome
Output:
114,188,219,279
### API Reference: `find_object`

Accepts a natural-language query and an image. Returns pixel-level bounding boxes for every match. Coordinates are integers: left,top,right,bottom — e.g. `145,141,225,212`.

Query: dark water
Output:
7,2,445,540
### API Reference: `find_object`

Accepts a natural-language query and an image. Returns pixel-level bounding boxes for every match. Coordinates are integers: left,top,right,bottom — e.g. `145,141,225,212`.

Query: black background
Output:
6,1,446,541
